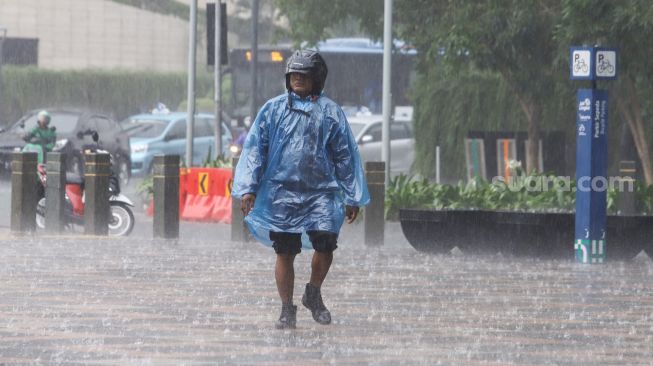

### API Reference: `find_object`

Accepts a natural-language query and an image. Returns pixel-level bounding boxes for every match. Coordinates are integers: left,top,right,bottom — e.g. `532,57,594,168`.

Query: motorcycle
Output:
228,142,242,158
35,130,135,236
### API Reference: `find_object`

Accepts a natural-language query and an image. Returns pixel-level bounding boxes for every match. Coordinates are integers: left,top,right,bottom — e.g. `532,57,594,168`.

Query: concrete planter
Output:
399,208,652,260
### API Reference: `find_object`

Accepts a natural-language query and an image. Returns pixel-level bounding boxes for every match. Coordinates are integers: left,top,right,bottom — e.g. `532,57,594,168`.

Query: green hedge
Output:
1,66,213,125
383,173,653,220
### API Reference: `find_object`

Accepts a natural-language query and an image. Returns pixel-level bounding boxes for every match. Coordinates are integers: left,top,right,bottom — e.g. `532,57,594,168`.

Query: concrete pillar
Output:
84,153,110,236
618,160,636,215
10,152,38,234
45,152,66,233
231,157,248,241
364,161,385,247
153,155,180,239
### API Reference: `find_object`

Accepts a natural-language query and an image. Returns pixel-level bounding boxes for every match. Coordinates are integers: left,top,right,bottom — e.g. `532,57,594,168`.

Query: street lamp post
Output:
185,0,198,168
213,1,223,158
250,0,260,123
0,27,7,125
382,0,392,187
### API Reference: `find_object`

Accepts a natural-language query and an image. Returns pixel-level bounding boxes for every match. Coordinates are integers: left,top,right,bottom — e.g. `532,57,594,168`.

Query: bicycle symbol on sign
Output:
597,58,614,74
574,58,589,73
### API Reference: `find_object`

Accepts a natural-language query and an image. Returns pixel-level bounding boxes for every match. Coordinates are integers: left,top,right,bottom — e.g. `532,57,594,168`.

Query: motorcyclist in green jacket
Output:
23,110,57,152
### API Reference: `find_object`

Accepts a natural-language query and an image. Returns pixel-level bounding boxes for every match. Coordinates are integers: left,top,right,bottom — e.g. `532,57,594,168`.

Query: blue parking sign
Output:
595,48,617,80
570,47,594,80
570,47,618,81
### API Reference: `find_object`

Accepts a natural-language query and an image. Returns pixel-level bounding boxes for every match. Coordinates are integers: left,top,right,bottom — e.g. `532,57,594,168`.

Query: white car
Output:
347,114,415,177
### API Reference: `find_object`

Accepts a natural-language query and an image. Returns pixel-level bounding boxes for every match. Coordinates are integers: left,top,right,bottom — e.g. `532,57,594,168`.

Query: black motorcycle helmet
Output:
285,50,328,96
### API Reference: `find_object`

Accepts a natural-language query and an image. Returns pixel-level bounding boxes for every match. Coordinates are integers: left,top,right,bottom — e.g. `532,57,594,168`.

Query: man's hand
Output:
345,205,359,224
241,193,256,216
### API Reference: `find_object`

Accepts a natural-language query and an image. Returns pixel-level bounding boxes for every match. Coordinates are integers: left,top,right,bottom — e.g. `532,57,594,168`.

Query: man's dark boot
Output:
302,283,331,325
275,303,297,329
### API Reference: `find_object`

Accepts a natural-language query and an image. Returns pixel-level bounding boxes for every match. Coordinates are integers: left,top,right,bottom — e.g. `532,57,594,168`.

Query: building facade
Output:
0,0,200,71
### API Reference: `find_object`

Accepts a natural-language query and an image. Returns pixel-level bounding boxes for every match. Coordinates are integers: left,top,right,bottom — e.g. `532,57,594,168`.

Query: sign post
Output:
570,46,617,264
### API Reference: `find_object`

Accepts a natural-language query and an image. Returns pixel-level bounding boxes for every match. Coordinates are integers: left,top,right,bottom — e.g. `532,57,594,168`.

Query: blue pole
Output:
571,46,616,264
574,88,608,264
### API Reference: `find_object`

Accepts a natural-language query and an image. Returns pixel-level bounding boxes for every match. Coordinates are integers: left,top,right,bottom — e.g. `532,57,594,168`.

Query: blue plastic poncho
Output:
232,92,370,249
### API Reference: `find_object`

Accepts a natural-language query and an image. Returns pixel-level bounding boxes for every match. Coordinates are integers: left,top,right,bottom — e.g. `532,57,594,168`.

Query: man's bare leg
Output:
275,253,296,304
275,253,298,329
309,251,333,288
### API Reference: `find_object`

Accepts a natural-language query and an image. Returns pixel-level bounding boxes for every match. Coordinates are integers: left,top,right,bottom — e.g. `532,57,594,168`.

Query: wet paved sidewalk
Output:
0,222,652,365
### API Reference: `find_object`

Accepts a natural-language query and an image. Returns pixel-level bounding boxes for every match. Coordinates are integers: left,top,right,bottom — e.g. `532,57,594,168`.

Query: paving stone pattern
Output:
0,224,652,365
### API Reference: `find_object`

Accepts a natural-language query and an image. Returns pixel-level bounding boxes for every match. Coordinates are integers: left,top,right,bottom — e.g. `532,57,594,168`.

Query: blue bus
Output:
227,38,417,123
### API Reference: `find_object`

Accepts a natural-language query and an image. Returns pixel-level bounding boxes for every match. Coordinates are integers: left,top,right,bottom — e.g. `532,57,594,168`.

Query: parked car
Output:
121,112,232,176
347,114,415,177
0,109,132,184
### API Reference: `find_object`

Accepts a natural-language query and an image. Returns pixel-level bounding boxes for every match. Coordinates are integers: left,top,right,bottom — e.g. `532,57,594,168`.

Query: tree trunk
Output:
525,102,542,173
615,75,653,184
498,69,542,173
513,93,542,173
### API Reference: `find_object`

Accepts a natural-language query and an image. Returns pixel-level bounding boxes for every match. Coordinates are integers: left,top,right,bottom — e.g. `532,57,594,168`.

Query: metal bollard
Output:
231,157,249,242
45,152,66,233
10,152,38,234
84,152,111,235
364,161,385,247
153,155,180,239
617,160,636,215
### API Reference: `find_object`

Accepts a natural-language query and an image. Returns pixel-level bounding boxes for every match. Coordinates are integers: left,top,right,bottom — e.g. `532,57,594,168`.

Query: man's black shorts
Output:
269,231,338,255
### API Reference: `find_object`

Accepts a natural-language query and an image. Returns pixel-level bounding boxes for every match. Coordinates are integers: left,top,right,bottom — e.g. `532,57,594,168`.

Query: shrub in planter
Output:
394,172,653,258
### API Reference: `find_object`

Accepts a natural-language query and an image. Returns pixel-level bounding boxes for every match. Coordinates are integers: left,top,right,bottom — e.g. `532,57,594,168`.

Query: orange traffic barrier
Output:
180,194,214,221
179,168,189,217
180,167,233,223
211,196,232,223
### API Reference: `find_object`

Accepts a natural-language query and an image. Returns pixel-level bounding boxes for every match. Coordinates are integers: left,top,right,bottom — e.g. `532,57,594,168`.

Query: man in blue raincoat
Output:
232,50,370,329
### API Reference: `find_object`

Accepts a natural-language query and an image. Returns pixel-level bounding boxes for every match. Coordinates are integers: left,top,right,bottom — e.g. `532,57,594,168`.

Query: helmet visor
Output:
286,57,313,75
287,68,311,75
